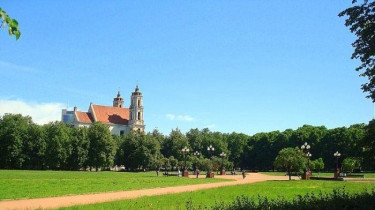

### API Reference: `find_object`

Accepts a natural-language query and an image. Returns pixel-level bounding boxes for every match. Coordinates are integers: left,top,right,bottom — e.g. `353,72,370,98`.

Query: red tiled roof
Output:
91,105,129,125
75,111,94,123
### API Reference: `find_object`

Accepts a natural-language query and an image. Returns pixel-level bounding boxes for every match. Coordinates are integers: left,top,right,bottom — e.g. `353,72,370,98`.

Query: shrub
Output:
186,187,375,210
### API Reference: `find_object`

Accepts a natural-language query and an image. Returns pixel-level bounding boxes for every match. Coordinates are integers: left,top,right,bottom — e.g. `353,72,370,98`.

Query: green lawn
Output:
61,180,375,209
260,171,375,178
0,170,230,200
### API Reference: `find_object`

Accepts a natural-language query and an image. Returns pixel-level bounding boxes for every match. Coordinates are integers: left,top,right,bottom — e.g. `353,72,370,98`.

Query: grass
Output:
0,170,230,200
260,171,375,178
61,180,375,209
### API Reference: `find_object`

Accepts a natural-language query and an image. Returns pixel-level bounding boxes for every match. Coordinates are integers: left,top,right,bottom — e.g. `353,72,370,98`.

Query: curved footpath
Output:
0,173,290,210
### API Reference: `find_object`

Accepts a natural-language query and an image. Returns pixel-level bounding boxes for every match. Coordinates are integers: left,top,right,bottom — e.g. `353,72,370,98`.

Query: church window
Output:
138,100,141,106
138,112,141,120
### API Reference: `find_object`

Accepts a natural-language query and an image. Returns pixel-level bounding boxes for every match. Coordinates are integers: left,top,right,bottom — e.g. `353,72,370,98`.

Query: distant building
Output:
61,86,145,135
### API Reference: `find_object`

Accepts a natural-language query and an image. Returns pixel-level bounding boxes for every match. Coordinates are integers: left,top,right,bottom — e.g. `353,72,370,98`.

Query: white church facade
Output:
61,86,145,135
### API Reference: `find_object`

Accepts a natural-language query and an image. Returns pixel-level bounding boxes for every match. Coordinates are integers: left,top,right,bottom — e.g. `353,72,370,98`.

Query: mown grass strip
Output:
0,170,229,200
60,180,375,209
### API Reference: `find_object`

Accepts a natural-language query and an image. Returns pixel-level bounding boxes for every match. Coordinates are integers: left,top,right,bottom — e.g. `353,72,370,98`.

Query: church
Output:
61,85,145,135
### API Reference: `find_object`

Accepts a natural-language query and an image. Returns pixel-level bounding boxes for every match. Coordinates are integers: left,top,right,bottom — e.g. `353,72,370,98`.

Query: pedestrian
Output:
156,168,159,177
178,168,181,177
242,170,246,179
196,169,200,178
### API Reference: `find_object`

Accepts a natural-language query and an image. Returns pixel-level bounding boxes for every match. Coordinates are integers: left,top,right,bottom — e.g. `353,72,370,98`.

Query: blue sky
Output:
0,1,372,135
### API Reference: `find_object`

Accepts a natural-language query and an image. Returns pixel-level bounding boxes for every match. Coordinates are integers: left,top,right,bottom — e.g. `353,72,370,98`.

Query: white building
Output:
61,86,145,135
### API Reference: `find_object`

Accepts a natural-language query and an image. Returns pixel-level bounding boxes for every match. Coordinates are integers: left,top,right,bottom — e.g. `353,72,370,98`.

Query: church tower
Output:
113,91,124,108
129,85,145,132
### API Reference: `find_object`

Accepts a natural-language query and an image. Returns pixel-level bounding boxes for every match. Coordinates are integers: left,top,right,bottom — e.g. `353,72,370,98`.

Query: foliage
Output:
339,0,375,101
60,180,375,209
87,122,116,171
119,132,160,170
310,158,324,174
363,119,375,169
0,113,373,171
0,7,20,39
66,127,90,170
342,157,360,174
274,147,306,180
44,122,73,170
0,114,31,168
207,187,375,210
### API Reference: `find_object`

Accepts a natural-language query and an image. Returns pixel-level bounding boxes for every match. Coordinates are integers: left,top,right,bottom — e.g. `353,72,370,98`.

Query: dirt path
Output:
0,173,290,210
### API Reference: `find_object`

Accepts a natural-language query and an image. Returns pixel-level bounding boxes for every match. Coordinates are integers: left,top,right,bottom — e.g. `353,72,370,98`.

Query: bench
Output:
163,172,179,176
344,174,365,178
226,171,237,175
311,177,344,181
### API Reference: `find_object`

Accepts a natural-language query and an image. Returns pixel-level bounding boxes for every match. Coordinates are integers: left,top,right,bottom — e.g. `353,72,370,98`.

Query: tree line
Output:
0,114,374,171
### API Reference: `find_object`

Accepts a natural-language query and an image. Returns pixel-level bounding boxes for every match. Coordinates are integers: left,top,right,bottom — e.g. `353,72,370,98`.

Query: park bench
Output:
226,171,237,175
163,172,179,176
344,174,365,178
310,177,344,181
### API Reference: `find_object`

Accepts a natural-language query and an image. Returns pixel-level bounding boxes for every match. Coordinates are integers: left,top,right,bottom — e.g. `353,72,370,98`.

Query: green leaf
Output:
15,31,20,40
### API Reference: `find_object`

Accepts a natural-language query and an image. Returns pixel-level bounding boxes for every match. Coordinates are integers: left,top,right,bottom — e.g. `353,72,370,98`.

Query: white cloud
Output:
166,114,195,122
0,99,65,125
0,61,38,73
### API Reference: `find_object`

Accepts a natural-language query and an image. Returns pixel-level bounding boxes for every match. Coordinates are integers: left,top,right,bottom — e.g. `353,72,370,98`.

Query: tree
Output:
0,114,31,168
161,129,189,159
169,156,178,171
23,123,46,169
274,147,307,180
66,127,90,170
342,157,360,174
120,132,160,170
363,119,375,170
0,7,20,39
339,0,375,101
44,122,73,170
87,122,116,171
226,132,248,169
311,158,325,176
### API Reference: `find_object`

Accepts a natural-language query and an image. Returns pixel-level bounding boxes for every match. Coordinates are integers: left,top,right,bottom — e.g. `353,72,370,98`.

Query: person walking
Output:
196,169,200,178
156,168,159,177
242,170,246,179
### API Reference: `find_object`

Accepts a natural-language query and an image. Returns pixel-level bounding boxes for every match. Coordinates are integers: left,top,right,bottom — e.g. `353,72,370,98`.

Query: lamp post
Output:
306,152,312,172
194,151,200,156
207,145,215,178
301,142,311,179
220,152,226,175
193,151,200,174
181,146,189,177
207,145,215,159
334,151,341,178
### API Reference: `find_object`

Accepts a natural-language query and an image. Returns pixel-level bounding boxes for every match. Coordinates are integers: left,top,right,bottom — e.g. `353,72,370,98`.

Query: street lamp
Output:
220,152,226,175
306,152,312,172
207,145,215,159
301,142,311,151
207,145,215,178
194,151,200,156
300,142,312,179
334,151,341,177
181,146,189,172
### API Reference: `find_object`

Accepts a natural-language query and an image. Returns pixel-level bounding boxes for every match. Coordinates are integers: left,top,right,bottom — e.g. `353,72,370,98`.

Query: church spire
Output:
113,90,124,108
129,85,145,132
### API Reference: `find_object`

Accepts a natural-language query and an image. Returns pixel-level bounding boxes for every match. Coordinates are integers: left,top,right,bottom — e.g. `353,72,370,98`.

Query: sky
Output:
0,1,373,135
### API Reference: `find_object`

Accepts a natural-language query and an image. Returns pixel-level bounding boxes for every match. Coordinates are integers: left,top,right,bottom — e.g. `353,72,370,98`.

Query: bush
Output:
186,187,375,210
